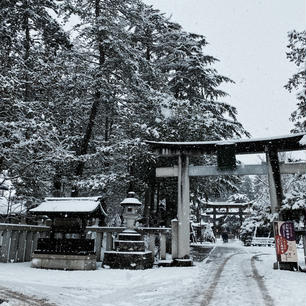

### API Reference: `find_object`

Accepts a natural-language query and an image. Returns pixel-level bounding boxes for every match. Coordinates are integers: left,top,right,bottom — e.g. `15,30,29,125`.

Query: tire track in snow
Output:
251,254,275,306
200,252,238,306
0,286,56,306
200,248,275,306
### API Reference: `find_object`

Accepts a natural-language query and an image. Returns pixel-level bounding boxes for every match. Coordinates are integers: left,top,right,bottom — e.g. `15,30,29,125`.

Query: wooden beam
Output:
205,204,250,209
156,166,179,177
205,212,249,215
279,162,306,174
0,223,49,232
156,162,306,177
146,133,306,156
190,164,267,176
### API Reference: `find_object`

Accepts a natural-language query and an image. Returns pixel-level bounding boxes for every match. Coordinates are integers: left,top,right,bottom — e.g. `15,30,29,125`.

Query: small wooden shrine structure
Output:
30,197,107,270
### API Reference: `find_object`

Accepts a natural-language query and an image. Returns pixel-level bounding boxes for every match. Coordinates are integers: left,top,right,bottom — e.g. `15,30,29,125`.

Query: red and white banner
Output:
274,221,298,263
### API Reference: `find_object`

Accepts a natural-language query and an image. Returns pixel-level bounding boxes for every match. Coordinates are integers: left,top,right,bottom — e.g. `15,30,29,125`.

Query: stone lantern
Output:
102,192,153,269
120,191,142,229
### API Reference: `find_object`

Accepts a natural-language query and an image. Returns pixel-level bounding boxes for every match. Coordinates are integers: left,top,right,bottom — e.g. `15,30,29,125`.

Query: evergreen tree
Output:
285,30,306,132
56,0,165,208
126,3,249,224
0,0,72,204
1,0,249,223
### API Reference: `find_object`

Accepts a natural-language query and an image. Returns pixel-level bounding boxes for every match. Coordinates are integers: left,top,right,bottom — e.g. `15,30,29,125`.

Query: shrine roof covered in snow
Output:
30,197,107,217
146,132,306,156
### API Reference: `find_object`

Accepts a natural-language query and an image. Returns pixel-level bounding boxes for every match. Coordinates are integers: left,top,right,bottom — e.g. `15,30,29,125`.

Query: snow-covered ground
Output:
0,240,305,306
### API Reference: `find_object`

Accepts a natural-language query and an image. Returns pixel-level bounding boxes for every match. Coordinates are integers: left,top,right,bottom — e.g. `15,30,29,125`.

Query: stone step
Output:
103,251,153,270
118,232,142,241
114,240,145,252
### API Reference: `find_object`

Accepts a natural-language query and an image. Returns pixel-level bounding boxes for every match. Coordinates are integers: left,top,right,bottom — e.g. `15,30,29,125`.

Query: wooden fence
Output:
0,224,171,263
251,237,274,247
0,223,49,263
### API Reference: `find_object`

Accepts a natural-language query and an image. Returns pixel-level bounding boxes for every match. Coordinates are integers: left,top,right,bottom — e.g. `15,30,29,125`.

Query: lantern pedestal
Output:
103,229,153,269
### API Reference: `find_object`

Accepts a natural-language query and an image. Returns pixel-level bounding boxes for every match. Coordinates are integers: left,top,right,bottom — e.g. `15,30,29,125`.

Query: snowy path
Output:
196,245,274,306
0,241,304,306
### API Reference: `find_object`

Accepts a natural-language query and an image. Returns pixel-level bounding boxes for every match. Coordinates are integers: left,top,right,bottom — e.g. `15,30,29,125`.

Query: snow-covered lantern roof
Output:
121,192,142,207
120,192,142,229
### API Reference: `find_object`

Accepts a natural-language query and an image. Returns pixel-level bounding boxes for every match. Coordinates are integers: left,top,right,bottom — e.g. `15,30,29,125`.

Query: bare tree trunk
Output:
74,90,101,178
23,0,31,102
72,0,105,196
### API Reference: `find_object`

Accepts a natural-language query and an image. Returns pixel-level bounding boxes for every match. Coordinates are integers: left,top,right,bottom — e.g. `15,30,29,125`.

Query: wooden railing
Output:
251,237,274,247
0,224,171,263
0,223,49,263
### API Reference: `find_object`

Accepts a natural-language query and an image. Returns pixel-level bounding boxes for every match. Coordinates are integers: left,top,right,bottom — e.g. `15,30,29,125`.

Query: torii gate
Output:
147,133,306,261
203,201,252,227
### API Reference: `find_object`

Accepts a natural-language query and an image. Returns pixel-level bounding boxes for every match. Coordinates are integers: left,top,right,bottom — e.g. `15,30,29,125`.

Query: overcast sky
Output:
144,0,306,139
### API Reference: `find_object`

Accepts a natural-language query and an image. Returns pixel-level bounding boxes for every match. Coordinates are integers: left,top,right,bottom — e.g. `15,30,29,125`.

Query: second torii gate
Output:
146,133,306,261
203,201,252,227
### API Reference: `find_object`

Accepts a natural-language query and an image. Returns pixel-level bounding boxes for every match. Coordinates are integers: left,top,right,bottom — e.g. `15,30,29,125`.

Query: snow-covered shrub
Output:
281,174,306,229
240,199,273,242
228,193,250,203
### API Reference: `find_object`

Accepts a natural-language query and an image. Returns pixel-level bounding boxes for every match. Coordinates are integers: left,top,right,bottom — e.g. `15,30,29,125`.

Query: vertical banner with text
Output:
274,221,298,263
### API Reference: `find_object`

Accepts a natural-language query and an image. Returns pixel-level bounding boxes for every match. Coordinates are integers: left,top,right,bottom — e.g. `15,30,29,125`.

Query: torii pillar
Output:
265,147,283,217
176,154,191,260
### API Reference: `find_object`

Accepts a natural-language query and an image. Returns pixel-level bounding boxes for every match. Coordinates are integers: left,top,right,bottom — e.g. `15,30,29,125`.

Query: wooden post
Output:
266,148,287,270
148,233,155,255
266,148,283,216
95,232,103,261
32,232,39,252
303,234,306,266
171,219,178,259
105,232,113,251
16,231,27,262
177,154,190,258
9,231,19,262
24,231,33,261
239,208,243,225
0,230,12,263
160,233,166,260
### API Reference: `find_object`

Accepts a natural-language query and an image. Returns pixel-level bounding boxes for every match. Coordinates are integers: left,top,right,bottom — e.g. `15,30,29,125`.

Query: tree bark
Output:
24,0,30,102
72,0,105,196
